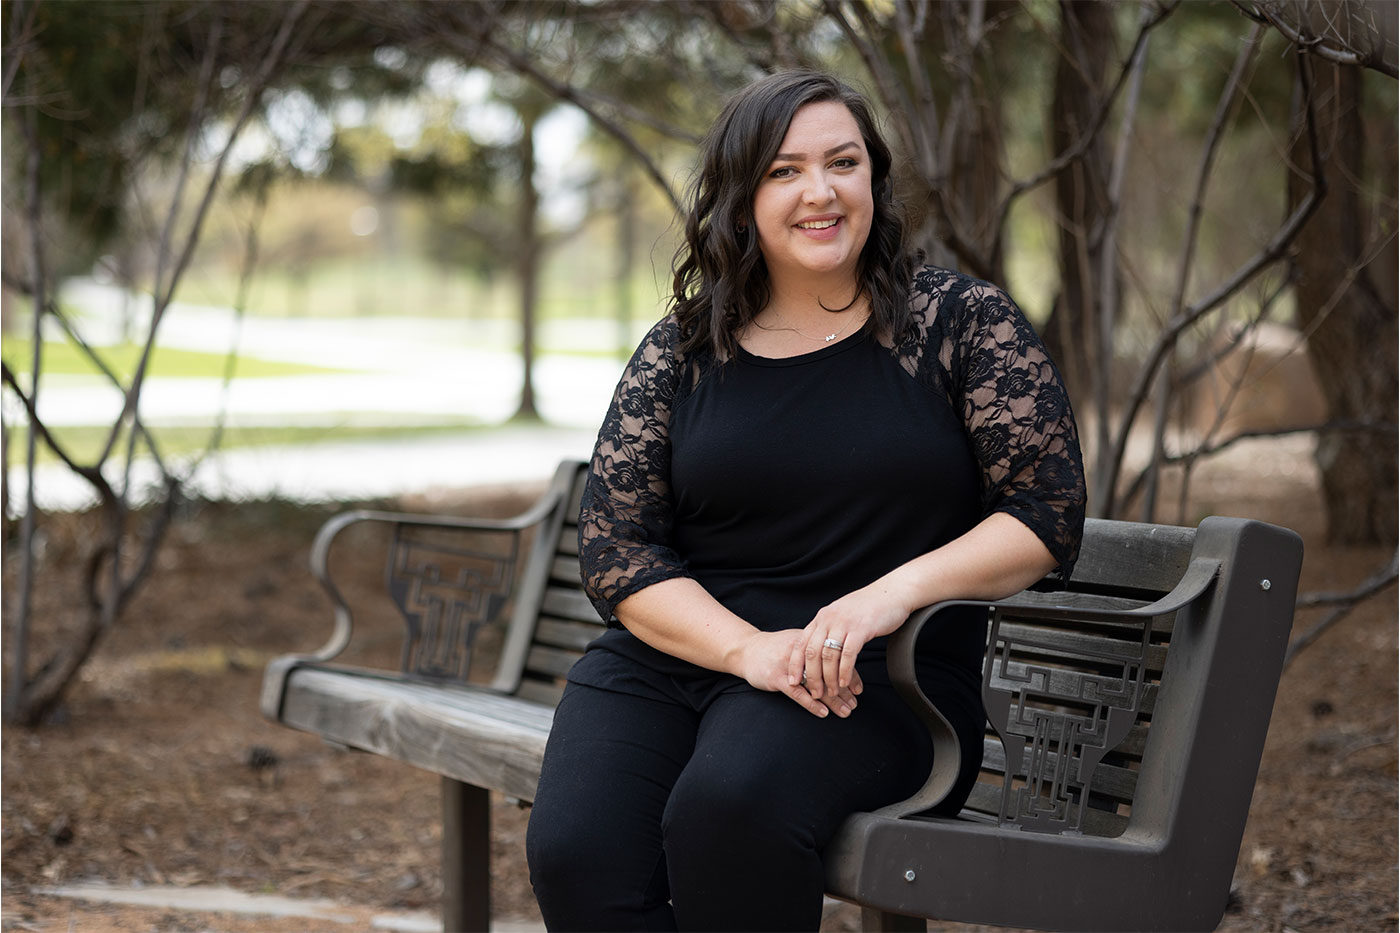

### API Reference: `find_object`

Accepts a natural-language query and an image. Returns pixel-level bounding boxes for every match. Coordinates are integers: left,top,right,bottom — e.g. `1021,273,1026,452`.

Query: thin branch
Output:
1115,418,1396,511
423,7,684,214
0,364,113,494
103,0,310,471
7,94,46,721
1100,50,1326,516
46,306,169,475
991,2,1178,254
823,0,922,162
1138,22,1264,520
1093,7,1153,509
2,0,40,104
1233,0,1398,78
1284,550,1398,668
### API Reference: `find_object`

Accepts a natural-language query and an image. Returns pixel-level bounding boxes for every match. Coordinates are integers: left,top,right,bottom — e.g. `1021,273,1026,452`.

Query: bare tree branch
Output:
1284,549,1398,668
1098,50,1327,516
0,364,113,490
1139,22,1264,520
991,2,1178,264
1092,9,1153,502
1234,0,1399,78
102,0,311,473
403,4,686,214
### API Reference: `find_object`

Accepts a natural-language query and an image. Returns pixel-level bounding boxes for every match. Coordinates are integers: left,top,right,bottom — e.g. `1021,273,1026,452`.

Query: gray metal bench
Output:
261,459,1303,932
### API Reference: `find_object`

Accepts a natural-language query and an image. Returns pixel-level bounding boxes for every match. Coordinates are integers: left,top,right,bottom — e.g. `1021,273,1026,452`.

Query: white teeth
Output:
797,218,839,229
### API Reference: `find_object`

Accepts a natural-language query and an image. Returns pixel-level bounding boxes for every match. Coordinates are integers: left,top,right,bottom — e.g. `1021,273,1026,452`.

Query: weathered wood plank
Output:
551,555,582,585
555,529,580,557
536,617,604,652
1069,519,1195,595
526,644,582,680
541,585,599,623
280,667,553,802
516,677,566,707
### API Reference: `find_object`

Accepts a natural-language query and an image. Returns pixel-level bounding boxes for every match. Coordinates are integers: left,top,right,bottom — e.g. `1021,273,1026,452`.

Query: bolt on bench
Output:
261,459,1302,932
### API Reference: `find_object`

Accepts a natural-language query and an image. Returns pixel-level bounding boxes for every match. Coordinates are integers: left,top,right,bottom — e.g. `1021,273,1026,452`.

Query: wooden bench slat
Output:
526,644,583,680
535,617,602,652
540,585,599,623
516,677,566,707
551,555,582,584
280,667,553,802
1068,518,1195,595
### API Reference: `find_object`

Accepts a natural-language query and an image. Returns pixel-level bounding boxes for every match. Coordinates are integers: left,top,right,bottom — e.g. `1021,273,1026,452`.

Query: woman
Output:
526,71,1085,932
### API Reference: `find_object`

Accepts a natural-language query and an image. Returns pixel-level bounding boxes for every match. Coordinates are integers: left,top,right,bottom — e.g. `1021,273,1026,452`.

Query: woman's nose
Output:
802,171,834,204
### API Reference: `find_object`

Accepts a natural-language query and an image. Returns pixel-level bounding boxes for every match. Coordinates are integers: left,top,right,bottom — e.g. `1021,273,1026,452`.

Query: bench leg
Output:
860,906,926,932
442,777,491,933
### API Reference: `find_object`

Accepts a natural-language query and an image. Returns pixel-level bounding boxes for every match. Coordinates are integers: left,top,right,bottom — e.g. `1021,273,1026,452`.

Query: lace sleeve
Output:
578,316,693,624
938,276,1087,581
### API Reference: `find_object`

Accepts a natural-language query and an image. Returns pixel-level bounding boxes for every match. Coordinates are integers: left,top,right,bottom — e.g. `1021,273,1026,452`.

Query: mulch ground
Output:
3,445,1396,932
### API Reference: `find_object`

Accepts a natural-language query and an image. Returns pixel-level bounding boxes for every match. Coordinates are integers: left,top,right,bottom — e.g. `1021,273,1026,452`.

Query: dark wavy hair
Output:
670,71,913,359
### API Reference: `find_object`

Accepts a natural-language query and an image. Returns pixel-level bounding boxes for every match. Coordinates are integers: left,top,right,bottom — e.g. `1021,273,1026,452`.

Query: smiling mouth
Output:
796,218,840,230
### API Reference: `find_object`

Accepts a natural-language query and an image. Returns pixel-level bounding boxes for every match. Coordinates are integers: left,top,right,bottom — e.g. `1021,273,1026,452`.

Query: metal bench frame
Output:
261,459,1303,932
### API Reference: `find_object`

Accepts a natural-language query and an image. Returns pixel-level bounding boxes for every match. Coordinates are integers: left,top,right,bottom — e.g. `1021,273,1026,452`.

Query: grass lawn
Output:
2,337,344,381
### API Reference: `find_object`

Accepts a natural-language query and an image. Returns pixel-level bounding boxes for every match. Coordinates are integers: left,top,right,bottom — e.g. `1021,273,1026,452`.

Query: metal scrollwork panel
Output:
386,526,520,681
982,609,1157,835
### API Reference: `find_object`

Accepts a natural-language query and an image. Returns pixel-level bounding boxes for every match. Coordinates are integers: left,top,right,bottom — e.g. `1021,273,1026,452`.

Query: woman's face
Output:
751,101,874,286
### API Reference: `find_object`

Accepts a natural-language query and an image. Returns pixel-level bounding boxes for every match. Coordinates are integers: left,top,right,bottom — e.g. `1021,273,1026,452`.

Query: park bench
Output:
260,458,1303,932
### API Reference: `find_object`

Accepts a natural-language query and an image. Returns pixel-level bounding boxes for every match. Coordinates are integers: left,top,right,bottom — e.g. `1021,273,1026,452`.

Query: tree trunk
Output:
514,108,541,422
1041,0,1118,410
1288,61,1398,544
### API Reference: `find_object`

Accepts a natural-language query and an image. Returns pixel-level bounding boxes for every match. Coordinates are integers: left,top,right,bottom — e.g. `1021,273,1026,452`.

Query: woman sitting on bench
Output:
526,70,1086,932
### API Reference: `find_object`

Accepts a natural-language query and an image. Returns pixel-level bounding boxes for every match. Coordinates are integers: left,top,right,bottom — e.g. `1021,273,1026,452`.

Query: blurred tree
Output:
1286,59,1397,544
0,0,418,725
1040,0,1120,410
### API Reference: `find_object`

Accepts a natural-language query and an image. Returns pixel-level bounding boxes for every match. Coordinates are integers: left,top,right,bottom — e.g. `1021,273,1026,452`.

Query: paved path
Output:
33,881,544,931
10,279,635,509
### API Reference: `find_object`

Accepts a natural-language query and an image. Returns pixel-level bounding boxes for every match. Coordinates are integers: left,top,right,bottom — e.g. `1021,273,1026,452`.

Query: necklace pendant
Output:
824,333,836,342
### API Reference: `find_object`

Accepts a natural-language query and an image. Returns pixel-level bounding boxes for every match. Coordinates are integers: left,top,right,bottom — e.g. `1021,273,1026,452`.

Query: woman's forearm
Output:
612,576,759,677
873,512,1057,617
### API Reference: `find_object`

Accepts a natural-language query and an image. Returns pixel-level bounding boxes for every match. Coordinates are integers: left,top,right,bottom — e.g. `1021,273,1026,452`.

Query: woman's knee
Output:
662,762,811,856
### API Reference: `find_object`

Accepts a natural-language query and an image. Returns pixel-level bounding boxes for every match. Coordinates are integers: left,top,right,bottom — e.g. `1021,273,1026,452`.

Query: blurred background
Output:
1,1,1395,929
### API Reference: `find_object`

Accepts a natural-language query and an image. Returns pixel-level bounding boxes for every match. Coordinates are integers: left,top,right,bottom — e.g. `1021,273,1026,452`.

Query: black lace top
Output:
578,265,1086,643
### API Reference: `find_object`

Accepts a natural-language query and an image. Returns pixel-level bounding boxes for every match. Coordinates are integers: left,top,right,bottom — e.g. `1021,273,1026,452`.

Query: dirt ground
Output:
2,440,1396,932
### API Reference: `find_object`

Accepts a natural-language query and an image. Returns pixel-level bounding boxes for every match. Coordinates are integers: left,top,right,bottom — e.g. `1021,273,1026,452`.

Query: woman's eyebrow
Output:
771,141,860,162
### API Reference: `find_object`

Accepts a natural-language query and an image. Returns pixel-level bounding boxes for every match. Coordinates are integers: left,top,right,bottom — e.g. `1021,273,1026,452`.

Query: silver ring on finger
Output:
822,637,844,651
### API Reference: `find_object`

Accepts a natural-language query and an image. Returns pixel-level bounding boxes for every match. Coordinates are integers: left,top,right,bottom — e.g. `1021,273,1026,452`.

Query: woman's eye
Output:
769,166,796,179
831,157,858,170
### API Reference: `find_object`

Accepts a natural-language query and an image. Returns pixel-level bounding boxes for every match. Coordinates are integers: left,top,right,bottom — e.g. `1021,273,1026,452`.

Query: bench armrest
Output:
305,497,566,664
879,556,1222,820
262,470,577,724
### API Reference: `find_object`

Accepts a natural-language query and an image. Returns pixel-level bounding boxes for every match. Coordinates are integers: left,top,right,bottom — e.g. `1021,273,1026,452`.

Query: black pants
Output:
525,675,934,932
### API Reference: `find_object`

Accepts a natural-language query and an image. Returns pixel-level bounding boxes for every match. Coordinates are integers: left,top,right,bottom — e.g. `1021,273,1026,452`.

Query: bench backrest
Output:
407,460,1298,842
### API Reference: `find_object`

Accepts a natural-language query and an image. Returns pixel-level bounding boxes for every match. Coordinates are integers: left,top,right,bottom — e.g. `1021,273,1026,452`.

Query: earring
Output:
737,220,748,232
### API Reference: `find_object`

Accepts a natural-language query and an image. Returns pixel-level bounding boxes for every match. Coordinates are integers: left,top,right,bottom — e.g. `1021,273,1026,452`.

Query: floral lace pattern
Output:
579,265,1086,623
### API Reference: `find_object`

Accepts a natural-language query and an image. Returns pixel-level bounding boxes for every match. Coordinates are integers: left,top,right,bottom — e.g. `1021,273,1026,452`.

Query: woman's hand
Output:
732,629,862,719
787,583,913,701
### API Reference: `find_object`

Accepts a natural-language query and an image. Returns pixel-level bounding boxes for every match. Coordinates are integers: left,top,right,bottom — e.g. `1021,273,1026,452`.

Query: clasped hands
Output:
734,584,912,719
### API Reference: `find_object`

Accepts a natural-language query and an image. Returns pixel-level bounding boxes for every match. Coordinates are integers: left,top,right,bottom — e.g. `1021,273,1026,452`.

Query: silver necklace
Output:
756,308,867,343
